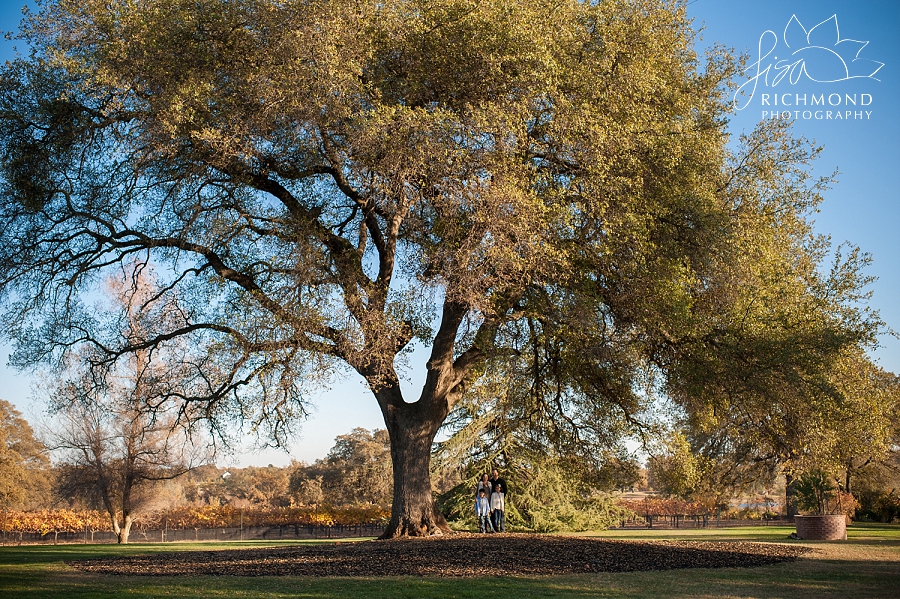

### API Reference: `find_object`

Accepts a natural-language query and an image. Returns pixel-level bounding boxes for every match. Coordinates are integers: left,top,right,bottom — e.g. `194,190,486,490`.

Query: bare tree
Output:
50,385,202,543
47,264,209,543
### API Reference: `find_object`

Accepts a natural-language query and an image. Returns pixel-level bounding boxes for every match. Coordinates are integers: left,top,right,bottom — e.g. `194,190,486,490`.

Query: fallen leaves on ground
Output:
68,533,812,578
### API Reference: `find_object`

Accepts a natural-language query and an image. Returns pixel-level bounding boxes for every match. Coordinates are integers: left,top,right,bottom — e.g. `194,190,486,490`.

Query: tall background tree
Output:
0,399,52,511
290,428,393,507
0,0,885,537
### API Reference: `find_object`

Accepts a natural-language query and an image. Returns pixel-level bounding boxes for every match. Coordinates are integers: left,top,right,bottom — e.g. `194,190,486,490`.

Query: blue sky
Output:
0,0,897,465
688,0,899,372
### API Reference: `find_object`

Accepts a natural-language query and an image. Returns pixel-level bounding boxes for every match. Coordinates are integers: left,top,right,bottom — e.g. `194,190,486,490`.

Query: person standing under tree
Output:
476,488,493,533
476,473,493,497
490,469,508,531
490,482,505,534
474,473,492,522
490,469,507,494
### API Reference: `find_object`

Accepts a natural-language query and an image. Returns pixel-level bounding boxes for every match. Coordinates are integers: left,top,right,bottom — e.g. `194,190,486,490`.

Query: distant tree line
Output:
3,395,899,534
1,404,398,515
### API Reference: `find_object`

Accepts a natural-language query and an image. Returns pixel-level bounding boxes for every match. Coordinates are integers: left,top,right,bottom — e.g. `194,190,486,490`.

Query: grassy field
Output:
1,524,897,598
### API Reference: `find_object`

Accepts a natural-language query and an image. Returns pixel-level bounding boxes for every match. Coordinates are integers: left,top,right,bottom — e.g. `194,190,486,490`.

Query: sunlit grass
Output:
2,525,897,599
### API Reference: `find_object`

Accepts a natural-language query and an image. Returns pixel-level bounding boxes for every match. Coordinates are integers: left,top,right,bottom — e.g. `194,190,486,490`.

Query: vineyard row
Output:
0,505,392,535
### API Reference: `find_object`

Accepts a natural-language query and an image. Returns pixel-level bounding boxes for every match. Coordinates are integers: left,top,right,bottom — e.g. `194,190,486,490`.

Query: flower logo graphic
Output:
733,14,884,110
782,15,883,83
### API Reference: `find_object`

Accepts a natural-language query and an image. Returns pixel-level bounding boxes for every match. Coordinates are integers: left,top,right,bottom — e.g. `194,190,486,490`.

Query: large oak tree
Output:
0,0,880,536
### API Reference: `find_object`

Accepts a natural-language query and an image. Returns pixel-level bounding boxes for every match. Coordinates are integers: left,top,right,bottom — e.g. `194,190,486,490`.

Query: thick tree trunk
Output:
368,300,479,538
377,391,452,538
117,515,133,544
785,473,798,519
103,500,124,544
108,511,133,544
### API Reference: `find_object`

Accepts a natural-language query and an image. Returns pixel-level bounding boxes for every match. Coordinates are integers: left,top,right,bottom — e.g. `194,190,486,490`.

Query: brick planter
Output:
793,515,846,540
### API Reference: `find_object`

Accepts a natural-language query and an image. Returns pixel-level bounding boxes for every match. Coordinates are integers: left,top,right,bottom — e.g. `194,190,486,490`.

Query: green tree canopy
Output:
0,0,884,536
290,428,393,507
0,399,52,510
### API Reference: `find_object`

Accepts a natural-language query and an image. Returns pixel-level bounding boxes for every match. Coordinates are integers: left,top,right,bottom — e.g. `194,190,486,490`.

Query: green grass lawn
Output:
1,524,897,599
